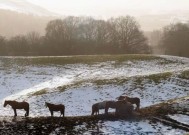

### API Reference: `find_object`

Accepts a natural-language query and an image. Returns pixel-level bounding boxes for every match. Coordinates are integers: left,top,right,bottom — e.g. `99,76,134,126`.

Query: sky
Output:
26,0,189,18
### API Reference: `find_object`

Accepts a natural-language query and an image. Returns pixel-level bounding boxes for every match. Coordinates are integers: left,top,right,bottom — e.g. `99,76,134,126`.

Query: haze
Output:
27,0,189,17
1,0,189,37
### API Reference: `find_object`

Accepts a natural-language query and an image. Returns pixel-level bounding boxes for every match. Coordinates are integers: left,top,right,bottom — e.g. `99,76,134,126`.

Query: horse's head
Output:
45,102,47,107
3,100,8,107
117,96,127,101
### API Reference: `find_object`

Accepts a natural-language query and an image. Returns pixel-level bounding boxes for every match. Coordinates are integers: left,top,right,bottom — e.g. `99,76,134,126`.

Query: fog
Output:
0,0,189,57
1,0,189,37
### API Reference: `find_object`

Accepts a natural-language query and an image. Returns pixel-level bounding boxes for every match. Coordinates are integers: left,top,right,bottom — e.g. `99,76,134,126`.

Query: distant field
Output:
0,54,165,66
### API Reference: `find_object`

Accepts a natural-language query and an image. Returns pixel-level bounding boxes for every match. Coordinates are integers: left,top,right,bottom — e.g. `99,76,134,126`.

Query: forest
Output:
0,15,189,57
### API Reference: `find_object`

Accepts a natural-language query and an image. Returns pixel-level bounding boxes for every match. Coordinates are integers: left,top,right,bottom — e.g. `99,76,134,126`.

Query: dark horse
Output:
4,100,29,117
91,101,106,115
118,95,140,111
105,101,117,114
45,102,65,117
105,100,134,116
91,100,119,115
92,100,134,116
115,100,134,117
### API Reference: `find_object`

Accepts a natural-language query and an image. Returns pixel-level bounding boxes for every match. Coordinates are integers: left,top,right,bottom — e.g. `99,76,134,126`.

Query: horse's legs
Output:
136,103,140,111
13,108,17,117
50,110,53,116
91,107,95,115
24,108,29,117
105,107,109,115
115,106,119,116
28,109,29,116
60,110,64,117
26,108,29,116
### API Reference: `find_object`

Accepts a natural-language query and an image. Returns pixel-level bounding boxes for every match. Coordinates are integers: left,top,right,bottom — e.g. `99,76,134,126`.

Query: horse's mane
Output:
5,100,16,103
45,102,53,105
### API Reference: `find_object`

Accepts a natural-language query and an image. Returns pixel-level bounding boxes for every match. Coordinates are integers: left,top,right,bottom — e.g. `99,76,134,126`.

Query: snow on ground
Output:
168,114,189,125
0,55,189,134
94,120,185,135
66,120,185,135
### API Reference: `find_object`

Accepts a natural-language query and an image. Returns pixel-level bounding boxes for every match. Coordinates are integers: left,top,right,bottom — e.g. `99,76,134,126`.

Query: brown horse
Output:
91,101,106,115
115,100,134,117
3,100,29,117
45,102,65,117
105,101,117,114
118,96,140,111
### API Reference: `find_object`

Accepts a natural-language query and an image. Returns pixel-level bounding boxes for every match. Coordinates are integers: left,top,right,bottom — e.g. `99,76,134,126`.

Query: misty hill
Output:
138,12,189,31
0,0,56,37
0,9,53,38
0,0,189,37
0,0,55,16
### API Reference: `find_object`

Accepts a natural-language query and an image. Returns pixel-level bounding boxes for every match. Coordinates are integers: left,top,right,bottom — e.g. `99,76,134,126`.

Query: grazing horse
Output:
118,96,140,111
45,102,65,117
3,100,29,117
91,101,106,115
115,100,134,117
105,101,117,114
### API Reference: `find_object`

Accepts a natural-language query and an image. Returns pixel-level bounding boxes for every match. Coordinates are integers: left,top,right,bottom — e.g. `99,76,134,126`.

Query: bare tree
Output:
0,36,7,55
108,16,150,53
3,16,150,56
25,31,42,55
160,23,189,57
7,35,28,55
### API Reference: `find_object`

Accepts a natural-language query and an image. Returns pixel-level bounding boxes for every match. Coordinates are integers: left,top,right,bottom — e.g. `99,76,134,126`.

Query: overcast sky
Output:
26,0,189,17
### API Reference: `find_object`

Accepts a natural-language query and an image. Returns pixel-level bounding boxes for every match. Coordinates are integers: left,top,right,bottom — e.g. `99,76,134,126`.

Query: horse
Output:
118,95,140,111
91,101,107,115
45,102,65,117
105,101,117,114
3,100,29,117
115,100,134,117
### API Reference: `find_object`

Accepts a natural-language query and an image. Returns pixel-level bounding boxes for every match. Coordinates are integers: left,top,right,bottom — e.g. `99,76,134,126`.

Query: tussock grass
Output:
30,89,47,96
146,72,172,84
57,72,173,92
178,70,189,79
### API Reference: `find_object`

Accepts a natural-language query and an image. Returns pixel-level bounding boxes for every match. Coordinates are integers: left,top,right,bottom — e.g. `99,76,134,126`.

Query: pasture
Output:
0,54,189,134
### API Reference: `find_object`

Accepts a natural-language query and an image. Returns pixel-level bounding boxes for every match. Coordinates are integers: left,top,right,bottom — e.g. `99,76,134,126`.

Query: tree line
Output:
148,22,189,57
0,16,151,56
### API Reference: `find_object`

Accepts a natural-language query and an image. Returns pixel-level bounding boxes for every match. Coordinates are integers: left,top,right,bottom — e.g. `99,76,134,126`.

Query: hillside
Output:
0,54,189,134
0,9,53,37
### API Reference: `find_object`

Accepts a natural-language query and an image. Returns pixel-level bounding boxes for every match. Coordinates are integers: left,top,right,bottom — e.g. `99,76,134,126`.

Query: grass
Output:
0,54,164,66
57,72,173,92
178,70,189,79
145,72,172,84
30,89,47,96
58,81,87,92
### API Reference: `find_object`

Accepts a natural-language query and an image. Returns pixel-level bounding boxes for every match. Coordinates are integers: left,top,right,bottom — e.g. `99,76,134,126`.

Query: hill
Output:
0,9,53,37
0,54,189,134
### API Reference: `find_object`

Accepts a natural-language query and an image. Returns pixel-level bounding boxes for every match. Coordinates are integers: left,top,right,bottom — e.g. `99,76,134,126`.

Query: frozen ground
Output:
0,55,189,134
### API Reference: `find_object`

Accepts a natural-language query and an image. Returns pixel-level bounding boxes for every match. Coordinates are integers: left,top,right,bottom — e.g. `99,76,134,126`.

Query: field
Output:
0,54,189,134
